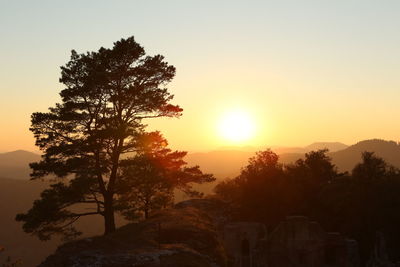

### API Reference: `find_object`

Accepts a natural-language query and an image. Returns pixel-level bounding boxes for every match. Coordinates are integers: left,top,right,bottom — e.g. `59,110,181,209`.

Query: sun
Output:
217,110,256,143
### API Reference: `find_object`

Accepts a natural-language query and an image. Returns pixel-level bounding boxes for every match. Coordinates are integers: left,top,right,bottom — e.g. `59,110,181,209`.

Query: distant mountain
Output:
305,142,348,153
278,153,305,165
186,140,400,179
0,150,40,179
272,142,348,155
0,150,40,164
330,139,400,172
271,147,306,154
264,139,400,172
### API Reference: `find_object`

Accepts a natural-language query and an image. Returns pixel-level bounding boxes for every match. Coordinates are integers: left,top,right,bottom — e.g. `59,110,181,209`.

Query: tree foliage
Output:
16,36,213,240
215,149,339,226
115,132,214,220
214,149,400,263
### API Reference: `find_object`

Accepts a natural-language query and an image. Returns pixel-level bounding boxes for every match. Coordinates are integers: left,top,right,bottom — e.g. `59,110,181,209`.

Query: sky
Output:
1,0,400,153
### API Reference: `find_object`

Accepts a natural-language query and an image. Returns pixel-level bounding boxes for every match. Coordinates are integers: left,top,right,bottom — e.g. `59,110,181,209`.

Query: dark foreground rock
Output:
39,199,367,267
39,199,229,267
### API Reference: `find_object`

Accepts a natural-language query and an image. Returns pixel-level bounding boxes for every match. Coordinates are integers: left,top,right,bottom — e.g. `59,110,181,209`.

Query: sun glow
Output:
217,110,256,143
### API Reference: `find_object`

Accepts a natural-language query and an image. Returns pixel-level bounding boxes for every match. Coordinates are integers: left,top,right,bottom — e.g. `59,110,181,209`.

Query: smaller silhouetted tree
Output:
352,151,389,183
285,149,340,213
214,150,286,225
116,132,215,220
286,149,338,185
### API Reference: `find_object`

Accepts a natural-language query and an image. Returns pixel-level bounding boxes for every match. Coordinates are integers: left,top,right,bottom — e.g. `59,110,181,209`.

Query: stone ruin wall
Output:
222,216,360,267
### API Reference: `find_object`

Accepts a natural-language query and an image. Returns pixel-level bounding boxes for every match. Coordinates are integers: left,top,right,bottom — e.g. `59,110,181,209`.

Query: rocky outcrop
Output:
39,200,363,267
39,199,229,267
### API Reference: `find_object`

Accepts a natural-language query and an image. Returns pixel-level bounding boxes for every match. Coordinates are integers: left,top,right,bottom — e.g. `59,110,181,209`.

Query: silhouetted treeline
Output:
214,149,400,264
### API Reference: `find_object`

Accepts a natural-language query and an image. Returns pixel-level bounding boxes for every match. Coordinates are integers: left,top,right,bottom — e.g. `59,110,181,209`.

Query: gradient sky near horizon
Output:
1,0,400,153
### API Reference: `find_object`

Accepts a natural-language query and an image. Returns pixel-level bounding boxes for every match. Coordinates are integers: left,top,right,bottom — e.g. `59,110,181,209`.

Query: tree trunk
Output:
103,192,116,234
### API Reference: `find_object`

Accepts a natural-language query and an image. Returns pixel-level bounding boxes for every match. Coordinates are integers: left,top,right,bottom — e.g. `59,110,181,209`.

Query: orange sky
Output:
1,1,400,153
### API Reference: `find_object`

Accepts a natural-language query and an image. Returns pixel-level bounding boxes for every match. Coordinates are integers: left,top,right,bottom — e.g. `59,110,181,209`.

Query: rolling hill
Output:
187,140,400,178
0,150,40,180
330,139,400,171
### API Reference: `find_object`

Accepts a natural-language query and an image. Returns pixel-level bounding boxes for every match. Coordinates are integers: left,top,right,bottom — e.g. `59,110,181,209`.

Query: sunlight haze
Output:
217,109,257,144
1,0,400,152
